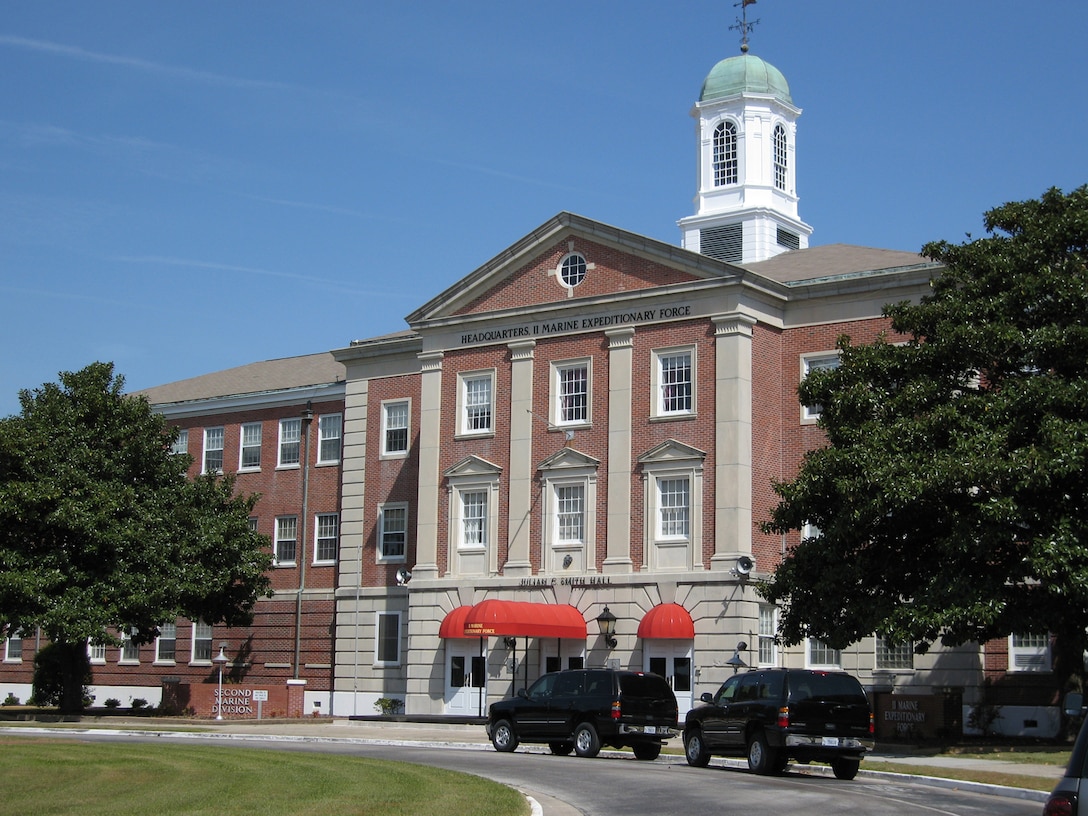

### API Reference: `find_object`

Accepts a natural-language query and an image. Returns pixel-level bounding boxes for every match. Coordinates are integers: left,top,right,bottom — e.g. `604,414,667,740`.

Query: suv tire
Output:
683,729,711,767
747,731,783,776
573,722,601,758
490,719,519,752
632,742,662,761
831,758,860,780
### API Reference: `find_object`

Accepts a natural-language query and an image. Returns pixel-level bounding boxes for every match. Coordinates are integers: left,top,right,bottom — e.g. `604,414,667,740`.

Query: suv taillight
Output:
869,712,875,735
1043,794,1075,816
611,701,621,720
776,706,789,728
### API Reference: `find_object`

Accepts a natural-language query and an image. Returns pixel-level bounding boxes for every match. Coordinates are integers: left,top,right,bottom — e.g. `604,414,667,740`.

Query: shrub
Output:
2,693,20,706
130,698,148,711
104,698,121,709
374,697,403,716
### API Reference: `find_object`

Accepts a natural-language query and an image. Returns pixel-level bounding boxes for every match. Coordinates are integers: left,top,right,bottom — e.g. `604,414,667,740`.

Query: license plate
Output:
822,736,839,747
644,726,657,734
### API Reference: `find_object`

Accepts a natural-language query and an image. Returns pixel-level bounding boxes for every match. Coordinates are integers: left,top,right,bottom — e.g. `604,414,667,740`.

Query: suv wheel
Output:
490,719,519,752
831,758,860,780
683,729,710,767
632,742,661,761
573,722,601,758
746,731,783,776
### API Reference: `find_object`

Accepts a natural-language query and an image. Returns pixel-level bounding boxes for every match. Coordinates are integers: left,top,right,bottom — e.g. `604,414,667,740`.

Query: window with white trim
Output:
806,639,841,669
275,516,298,565
713,120,738,186
1010,633,1050,672
378,503,407,562
3,627,23,662
538,449,598,573
315,513,338,564
88,641,106,664
239,422,262,470
382,401,410,456
876,636,914,670
155,623,177,663
638,440,705,572
318,413,342,464
461,490,488,549
553,360,590,426
375,611,401,666
203,427,224,473
758,606,778,666
120,630,139,663
458,372,494,436
773,123,787,191
278,418,301,467
801,352,840,421
653,347,695,417
171,429,189,457
191,621,213,663
657,477,690,540
555,484,585,545
559,253,587,288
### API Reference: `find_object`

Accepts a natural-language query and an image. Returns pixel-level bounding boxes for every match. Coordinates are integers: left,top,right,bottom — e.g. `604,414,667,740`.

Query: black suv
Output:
683,668,874,779
487,668,678,760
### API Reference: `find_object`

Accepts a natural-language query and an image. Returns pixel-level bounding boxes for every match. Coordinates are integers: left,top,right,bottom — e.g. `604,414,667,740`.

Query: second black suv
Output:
487,668,678,759
683,668,874,779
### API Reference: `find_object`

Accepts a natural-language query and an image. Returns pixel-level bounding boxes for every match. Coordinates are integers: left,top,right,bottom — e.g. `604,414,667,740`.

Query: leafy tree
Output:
761,186,1088,687
0,362,272,712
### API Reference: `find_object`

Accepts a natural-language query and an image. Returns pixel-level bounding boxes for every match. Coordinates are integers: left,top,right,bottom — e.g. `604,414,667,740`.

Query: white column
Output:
603,328,635,573
504,340,535,575
413,351,444,579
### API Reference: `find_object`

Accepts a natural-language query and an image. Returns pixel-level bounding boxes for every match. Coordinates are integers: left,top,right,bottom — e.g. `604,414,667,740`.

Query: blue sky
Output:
2,1,1086,417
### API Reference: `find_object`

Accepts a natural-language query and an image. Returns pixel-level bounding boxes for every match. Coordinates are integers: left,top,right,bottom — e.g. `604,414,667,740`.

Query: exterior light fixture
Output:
504,636,517,650
213,644,229,721
727,640,749,674
596,606,618,649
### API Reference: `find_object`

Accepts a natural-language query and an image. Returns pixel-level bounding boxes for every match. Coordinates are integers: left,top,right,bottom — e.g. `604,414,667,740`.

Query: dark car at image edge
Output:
1044,692,1088,815
486,668,678,760
683,667,874,780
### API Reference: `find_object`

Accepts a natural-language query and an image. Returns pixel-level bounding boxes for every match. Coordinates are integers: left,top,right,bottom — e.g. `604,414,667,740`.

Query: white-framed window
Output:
444,456,502,578
318,413,342,464
275,516,298,565
155,622,177,663
758,606,778,666
203,427,224,473
314,513,338,564
461,490,488,549
3,627,23,662
538,447,599,573
558,252,588,288
713,120,738,186
191,621,213,663
171,428,189,457
457,371,494,436
657,477,690,539
239,422,262,470
652,347,695,418
88,641,106,664
278,418,301,467
1010,633,1051,672
120,630,139,664
876,636,914,670
378,503,408,562
552,360,590,426
638,440,705,571
555,484,585,545
806,639,841,669
773,123,787,191
375,611,401,666
381,400,410,457
801,352,841,422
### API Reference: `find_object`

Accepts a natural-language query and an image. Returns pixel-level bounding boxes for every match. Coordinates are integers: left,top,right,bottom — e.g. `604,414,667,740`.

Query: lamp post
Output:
213,644,229,720
596,606,618,649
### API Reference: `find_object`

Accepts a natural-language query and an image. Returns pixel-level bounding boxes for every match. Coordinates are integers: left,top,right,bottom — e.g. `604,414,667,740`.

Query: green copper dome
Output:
699,54,792,105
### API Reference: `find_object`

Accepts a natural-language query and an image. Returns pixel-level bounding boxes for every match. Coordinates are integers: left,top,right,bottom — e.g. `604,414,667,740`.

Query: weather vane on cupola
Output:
730,0,760,53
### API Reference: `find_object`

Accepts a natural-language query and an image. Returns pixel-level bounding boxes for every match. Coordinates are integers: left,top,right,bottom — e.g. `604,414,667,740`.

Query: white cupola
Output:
678,52,812,264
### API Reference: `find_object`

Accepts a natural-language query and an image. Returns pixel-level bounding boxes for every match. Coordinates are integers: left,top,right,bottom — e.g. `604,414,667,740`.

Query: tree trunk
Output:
57,641,90,715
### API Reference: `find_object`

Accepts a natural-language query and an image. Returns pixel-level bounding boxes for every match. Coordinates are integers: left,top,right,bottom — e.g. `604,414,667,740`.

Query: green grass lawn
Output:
1,737,529,816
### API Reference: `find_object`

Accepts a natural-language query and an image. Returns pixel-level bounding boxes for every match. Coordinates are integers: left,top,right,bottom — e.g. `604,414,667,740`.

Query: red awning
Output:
462,599,587,639
438,606,476,639
637,603,695,639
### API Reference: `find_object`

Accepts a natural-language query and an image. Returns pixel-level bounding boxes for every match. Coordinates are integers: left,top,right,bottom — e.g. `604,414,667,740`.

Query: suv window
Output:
736,673,760,702
714,675,740,704
586,670,614,696
789,672,866,704
553,671,584,697
617,672,665,698
527,673,557,701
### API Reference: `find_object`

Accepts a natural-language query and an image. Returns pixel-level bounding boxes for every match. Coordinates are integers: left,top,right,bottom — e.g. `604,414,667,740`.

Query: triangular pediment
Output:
443,455,502,478
537,446,600,472
637,439,706,465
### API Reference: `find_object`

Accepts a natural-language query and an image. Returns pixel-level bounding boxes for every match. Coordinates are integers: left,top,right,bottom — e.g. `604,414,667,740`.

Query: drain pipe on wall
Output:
293,401,313,680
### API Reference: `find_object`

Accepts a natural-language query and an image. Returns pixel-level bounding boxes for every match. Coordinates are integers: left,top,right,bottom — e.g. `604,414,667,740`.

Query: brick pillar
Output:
287,679,306,718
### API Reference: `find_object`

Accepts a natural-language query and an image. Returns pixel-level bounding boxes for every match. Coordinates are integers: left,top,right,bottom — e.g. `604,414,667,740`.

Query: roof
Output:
133,351,345,406
700,54,792,104
740,244,940,285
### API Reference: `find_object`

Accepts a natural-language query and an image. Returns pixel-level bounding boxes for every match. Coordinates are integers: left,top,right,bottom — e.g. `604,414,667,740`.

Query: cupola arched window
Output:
713,121,738,186
773,124,788,191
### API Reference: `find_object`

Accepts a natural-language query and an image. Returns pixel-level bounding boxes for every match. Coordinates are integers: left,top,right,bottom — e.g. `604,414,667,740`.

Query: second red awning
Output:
637,602,695,639
461,599,587,639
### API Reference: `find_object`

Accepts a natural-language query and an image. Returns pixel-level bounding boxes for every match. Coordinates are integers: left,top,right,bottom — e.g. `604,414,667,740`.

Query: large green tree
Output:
761,186,1088,687
0,362,272,712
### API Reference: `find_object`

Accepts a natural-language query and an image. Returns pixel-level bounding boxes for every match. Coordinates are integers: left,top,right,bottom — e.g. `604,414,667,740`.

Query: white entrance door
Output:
445,641,486,716
645,640,694,717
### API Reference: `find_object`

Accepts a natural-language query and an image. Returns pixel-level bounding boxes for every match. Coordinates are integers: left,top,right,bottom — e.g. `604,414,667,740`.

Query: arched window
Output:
773,124,787,191
713,121,738,186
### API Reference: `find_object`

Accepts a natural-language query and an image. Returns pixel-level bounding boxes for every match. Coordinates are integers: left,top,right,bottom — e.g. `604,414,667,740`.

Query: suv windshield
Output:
789,673,866,704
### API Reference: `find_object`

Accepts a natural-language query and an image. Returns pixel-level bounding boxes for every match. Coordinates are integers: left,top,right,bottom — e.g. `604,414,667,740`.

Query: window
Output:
1010,633,1050,672
538,447,598,573
638,440,705,571
120,630,139,663
156,623,177,663
318,413,342,464
239,422,262,470
461,491,487,548
203,427,224,473
555,484,585,544
375,612,401,665
3,628,22,662
758,606,777,666
88,641,106,664
713,121,738,186
275,516,298,565
378,503,407,562
315,513,339,564
171,429,189,457
278,418,301,467
559,253,587,288
654,348,694,417
876,636,914,670
807,639,841,669
382,401,410,456
554,361,589,426
460,373,494,435
801,352,840,421
657,477,690,539
444,456,501,577
773,123,787,191
192,621,212,663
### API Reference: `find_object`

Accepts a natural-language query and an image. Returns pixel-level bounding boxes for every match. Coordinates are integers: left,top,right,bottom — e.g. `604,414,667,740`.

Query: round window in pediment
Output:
559,253,587,288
